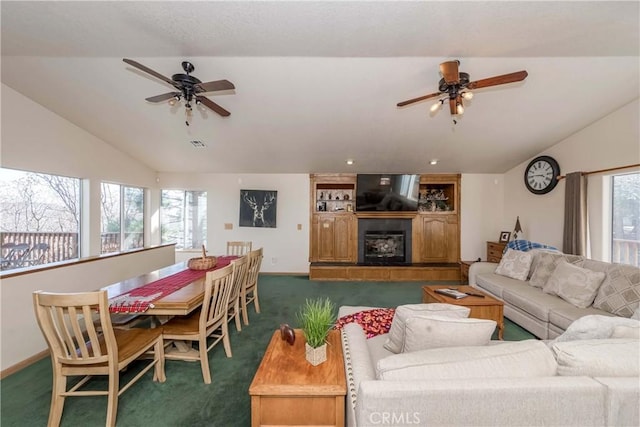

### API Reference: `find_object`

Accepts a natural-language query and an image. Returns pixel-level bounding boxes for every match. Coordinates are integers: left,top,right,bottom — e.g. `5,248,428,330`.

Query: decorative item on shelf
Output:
187,245,217,270
279,323,295,345
346,203,353,212
319,191,324,200
499,231,511,243
343,193,350,201
297,297,336,366
512,216,523,240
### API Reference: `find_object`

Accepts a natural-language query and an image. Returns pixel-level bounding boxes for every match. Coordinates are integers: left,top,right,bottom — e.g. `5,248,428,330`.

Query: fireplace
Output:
358,218,412,265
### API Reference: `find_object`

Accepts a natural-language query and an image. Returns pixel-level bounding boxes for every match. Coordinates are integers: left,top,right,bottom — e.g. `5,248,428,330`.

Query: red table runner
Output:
108,256,237,313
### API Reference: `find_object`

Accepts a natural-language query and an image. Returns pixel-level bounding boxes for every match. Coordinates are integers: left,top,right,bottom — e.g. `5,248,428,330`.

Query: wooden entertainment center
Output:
309,173,461,281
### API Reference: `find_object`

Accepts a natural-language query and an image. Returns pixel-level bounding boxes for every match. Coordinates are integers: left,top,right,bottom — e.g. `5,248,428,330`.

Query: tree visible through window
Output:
161,190,207,249
101,183,144,253
0,168,81,270
612,172,640,267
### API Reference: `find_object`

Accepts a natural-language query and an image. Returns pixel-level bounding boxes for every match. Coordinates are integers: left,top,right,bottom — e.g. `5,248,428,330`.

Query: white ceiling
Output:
2,1,639,174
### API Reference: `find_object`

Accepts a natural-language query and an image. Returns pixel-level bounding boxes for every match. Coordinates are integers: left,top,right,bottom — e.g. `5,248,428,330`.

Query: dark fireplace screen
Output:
364,231,405,264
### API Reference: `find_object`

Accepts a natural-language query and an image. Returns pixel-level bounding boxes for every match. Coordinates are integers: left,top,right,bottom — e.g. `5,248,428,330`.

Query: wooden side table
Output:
487,241,508,263
459,260,475,284
249,329,346,427
422,285,504,339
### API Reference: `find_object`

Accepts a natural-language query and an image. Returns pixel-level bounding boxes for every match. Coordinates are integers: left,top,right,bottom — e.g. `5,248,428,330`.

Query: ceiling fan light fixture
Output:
430,99,445,113
461,91,474,100
456,103,464,115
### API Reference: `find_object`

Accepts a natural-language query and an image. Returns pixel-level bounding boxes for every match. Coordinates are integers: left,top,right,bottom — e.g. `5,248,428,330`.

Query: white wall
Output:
0,245,175,372
460,174,505,260
502,99,640,256
157,172,310,273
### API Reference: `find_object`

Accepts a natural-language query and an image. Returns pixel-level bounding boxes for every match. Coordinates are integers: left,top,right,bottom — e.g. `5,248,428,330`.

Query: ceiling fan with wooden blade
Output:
123,58,235,120
397,60,528,118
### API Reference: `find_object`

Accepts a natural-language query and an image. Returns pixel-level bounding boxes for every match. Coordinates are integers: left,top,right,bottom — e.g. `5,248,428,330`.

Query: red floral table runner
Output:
335,308,396,338
108,256,237,313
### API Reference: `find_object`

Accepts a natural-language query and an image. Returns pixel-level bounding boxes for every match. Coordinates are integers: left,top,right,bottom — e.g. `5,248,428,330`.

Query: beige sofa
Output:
339,305,640,427
468,250,639,339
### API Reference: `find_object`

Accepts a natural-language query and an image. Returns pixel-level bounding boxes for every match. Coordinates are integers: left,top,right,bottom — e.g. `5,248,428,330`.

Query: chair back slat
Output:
226,241,252,256
201,264,234,329
246,248,263,291
229,255,249,307
33,290,114,364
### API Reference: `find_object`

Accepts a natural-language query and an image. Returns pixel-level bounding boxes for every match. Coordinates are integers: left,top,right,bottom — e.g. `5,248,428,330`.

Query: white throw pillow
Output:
402,315,496,352
611,325,640,339
494,249,533,281
552,339,640,377
552,314,640,343
376,340,557,381
529,252,583,288
383,303,470,353
543,260,605,308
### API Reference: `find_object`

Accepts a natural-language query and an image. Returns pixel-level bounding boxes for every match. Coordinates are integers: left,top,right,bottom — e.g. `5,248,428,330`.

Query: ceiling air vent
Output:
189,140,206,148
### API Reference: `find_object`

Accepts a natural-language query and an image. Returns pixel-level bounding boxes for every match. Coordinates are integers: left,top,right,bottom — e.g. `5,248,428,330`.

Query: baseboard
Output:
0,349,49,379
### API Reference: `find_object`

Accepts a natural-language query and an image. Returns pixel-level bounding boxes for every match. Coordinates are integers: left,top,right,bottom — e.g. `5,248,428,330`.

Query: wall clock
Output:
524,156,560,194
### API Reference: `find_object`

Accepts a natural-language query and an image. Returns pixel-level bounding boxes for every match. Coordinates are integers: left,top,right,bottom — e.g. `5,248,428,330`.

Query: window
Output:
611,172,640,267
0,168,81,270
101,183,144,253
160,190,207,249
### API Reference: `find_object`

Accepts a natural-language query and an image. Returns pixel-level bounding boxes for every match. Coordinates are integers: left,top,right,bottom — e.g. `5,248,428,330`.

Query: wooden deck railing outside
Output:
612,238,640,267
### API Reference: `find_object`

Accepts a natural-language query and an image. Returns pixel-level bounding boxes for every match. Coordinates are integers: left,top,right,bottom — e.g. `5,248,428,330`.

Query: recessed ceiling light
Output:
430,160,438,165
346,159,354,165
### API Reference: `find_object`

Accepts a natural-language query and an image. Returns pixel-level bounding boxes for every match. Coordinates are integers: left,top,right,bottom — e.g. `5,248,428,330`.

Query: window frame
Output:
100,182,145,254
160,189,207,250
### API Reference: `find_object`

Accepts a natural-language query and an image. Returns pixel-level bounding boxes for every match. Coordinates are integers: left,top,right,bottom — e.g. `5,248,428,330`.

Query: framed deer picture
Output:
240,190,277,228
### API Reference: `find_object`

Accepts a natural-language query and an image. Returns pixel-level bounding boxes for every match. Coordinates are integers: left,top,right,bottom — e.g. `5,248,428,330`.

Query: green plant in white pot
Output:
297,297,336,366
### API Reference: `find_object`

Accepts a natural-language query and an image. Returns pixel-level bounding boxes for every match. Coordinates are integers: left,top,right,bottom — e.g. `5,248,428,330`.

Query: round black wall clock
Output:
524,156,560,194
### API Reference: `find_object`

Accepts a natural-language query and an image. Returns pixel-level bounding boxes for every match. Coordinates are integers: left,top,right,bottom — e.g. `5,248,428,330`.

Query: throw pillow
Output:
494,249,534,281
383,303,470,353
402,315,496,352
543,260,605,308
552,314,640,343
633,305,640,320
376,340,557,381
552,339,640,377
529,252,583,288
610,325,640,339
592,263,640,317
527,248,562,280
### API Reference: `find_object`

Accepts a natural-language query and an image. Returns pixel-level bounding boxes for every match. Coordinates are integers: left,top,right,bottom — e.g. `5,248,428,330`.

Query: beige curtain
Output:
562,172,588,255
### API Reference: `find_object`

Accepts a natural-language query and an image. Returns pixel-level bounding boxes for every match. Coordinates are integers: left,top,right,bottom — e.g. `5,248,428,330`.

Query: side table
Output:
249,329,346,427
460,260,476,284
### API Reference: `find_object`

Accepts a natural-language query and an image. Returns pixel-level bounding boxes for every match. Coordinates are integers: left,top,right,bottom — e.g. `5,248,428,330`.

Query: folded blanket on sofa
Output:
507,239,558,253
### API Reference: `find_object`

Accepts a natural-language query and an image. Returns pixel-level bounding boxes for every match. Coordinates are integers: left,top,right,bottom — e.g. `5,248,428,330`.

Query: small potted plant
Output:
297,297,336,366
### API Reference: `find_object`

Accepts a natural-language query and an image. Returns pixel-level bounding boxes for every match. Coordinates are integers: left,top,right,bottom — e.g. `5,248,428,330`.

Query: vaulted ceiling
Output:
2,1,639,174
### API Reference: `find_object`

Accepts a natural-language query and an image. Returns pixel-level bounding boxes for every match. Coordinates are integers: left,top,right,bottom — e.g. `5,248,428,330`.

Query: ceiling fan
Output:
397,60,528,121
123,58,235,123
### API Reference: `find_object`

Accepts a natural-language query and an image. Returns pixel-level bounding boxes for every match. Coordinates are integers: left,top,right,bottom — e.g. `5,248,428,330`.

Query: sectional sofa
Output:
468,248,640,339
339,305,639,427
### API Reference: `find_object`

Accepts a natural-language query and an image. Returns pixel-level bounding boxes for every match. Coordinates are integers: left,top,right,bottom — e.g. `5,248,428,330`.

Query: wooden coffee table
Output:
249,329,346,427
422,285,504,339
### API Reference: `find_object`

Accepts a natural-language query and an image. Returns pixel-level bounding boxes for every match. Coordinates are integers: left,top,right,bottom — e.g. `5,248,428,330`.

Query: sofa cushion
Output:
552,338,640,377
593,263,640,317
376,340,557,381
529,252,583,288
548,306,617,333
551,314,639,342
494,249,534,281
544,260,605,308
476,272,529,299
402,315,496,352
383,303,470,353
502,285,570,322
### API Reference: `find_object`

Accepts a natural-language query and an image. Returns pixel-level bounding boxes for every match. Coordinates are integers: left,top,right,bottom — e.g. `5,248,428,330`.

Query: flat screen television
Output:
356,174,420,212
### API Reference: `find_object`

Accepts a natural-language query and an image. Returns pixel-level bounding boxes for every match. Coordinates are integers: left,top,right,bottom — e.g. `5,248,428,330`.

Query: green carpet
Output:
1,276,534,426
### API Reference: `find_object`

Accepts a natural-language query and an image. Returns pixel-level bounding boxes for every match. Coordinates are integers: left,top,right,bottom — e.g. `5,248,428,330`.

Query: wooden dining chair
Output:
241,247,263,325
226,241,252,256
162,263,234,384
33,290,165,427
227,255,249,332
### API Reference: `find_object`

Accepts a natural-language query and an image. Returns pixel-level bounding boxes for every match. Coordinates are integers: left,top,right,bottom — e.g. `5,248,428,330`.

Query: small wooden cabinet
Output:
487,241,508,263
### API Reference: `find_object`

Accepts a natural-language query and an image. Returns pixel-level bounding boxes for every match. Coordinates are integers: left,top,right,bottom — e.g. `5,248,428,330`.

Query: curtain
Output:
562,172,588,255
